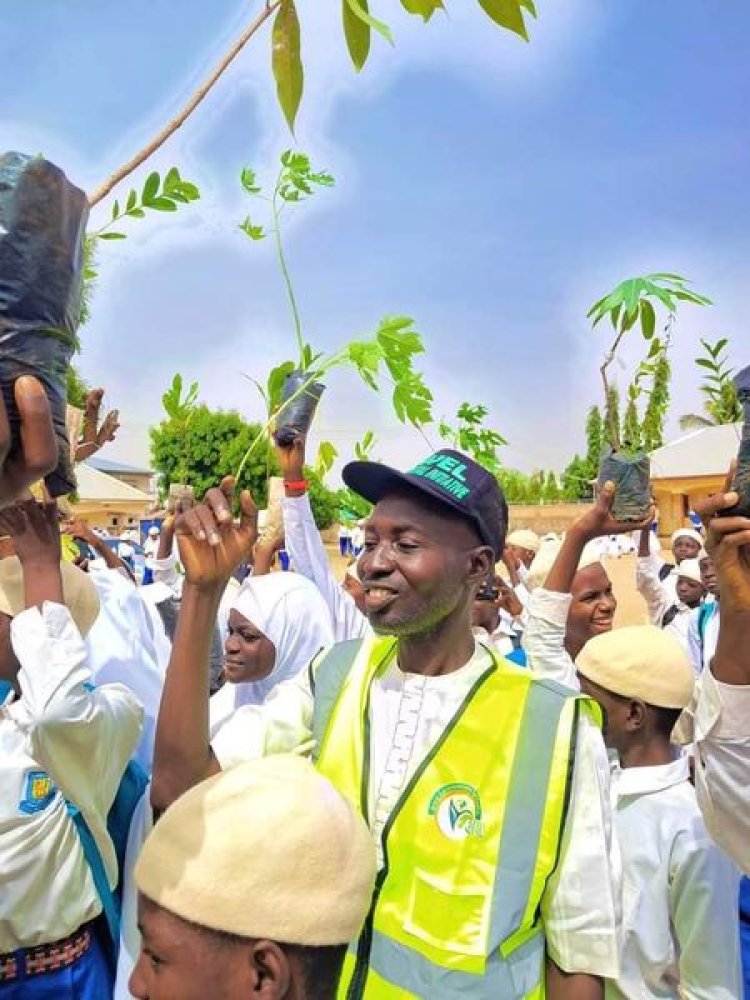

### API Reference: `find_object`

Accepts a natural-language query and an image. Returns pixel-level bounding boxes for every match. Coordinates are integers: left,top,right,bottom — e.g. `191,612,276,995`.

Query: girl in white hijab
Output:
209,572,334,730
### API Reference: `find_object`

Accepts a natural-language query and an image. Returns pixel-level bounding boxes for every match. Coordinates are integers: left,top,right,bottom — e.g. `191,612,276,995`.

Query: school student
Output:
577,626,741,998
0,498,142,998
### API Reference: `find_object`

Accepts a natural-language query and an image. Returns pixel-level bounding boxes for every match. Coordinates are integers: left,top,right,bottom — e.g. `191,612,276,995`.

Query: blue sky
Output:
2,1,749,477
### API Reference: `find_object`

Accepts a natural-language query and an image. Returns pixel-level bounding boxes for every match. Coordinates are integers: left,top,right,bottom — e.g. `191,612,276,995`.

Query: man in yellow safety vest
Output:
153,450,621,999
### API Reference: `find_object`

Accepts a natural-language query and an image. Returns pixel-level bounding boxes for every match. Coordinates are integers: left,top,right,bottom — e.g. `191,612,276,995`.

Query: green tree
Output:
541,470,561,504
621,396,642,452
680,337,742,431
304,468,340,530
641,352,671,451
584,405,604,479
150,404,279,506
604,386,621,453
561,455,592,501
336,487,372,522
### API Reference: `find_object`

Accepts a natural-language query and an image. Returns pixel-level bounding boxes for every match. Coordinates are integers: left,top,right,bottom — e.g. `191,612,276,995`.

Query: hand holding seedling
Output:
75,389,120,463
0,377,58,509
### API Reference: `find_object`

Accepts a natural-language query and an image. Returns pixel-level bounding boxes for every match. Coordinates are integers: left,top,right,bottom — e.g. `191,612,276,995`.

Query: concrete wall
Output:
508,502,593,535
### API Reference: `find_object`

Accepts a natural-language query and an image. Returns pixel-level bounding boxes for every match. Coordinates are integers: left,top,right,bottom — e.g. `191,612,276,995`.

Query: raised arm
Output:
635,523,670,625
69,518,136,582
151,477,258,813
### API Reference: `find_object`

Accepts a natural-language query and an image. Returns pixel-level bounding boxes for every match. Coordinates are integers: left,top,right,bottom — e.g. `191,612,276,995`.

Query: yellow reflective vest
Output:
311,634,601,1000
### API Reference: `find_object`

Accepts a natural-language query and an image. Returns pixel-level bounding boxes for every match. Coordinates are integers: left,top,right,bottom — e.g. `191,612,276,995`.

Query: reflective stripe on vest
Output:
312,634,598,999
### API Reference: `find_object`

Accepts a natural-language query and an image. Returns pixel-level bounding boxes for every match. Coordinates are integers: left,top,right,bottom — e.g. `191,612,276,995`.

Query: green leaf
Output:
400,0,444,20
273,0,304,133
99,231,127,240
239,217,266,240
344,0,394,43
315,440,338,478
148,196,178,212
267,361,296,413
241,167,262,195
111,199,120,221
126,189,138,212
343,0,371,69
640,298,656,340
476,0,531,40
143,171,160,204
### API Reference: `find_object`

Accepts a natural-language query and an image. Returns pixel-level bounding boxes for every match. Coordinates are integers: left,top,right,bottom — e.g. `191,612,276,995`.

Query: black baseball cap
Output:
342,449,508,558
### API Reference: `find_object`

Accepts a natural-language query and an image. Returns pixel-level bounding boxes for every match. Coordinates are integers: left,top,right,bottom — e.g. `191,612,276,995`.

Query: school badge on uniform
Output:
428,783,484,841
19,770,56,814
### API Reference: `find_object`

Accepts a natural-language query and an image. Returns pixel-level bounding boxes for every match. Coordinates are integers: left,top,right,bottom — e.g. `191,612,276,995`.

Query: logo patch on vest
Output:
19,770,56,815
428,783,484,840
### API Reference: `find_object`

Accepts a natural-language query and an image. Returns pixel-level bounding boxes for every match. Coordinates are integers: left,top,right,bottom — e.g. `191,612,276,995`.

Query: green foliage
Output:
158,373,200,483
587,273,711,340
680,337,742,431
272,0,304,132
354,429,377,461
314,441,339,479
588,273,710,450
150,403,278,505
584,406,604,480
621,397,642,452
604,386,621,451
336,486,373,523
641,352,671,451
82,168,200,328
561,455,593,501
541,470,561,504
338,0,534,73
66,365,90,410
438,402,507,475
305,467,340,529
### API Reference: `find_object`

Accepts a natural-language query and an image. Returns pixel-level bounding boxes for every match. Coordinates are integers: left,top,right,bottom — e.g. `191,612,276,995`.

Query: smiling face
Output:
223,610,276,685
700,554,719,598
359,490,493,638
565,563,617,659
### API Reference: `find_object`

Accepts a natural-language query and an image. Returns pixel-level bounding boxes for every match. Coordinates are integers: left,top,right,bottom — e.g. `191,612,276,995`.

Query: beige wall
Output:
508,502,593,535
69,500,151,536
652,474,724,538
107,471,155,495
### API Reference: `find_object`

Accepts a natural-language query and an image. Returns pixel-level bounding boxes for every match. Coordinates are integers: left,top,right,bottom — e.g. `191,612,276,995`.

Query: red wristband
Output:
284,479,308,491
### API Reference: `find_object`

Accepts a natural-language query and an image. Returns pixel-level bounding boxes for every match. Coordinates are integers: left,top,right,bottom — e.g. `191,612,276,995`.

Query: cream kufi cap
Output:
675,558,704,586
506,529,541,553
671,527,703,546
135,755,376,946
0,557,99,637
576,625,694,709
525,538,603,593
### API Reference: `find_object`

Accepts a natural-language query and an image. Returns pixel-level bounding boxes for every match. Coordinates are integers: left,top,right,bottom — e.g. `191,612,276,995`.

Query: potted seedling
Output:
0,152,89,496
236,150,434,477
438,402,507,476
587,273,711,521
725,365,750,517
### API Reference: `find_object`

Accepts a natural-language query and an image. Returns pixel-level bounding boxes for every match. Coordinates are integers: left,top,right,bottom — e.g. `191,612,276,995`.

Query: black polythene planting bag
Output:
0,152,89,496
598,449,651,522
273,369,325,446
724,365,750,518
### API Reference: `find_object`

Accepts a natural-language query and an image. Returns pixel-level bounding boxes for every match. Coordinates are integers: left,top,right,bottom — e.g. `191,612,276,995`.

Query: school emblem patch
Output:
19,770,56,815
428,783,484,841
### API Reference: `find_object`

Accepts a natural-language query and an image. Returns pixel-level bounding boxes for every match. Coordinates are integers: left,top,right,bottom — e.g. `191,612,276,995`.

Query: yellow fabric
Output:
316,638,581,999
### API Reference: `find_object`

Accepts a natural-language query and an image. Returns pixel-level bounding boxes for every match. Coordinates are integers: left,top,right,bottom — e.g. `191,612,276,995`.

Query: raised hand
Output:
0,376,58,508
694,467,750,615
74,388,120,463
0,497,62,568
175,476,258,589
571,481,654,541
275,432,306,483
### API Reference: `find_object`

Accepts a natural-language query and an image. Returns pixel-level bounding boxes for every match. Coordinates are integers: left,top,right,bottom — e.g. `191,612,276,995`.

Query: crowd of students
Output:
1,379,750,999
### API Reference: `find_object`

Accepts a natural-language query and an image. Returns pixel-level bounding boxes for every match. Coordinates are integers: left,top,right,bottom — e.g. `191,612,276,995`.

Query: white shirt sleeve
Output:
686,607,704,675
669,820,742,998
523,589,579,690
210,666,316,768
690,668,750,875
541,712,621,978
150,553,183,597
282,495,369,642
13,602,144,884
635,554,671,626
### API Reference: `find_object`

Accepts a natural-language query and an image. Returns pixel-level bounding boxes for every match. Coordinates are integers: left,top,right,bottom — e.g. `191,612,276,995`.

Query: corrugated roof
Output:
88,457,153,475
650,423,742,479
76,463,152,502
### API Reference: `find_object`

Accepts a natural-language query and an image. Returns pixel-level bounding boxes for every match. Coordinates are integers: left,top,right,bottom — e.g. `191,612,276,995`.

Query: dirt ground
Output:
324,545,652,628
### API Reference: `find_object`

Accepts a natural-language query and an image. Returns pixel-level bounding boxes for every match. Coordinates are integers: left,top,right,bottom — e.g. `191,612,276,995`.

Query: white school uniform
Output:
0,603,142,951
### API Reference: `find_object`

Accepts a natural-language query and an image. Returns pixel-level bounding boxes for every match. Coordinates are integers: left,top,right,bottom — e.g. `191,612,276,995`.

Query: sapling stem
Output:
600,326,627,451
272,181,305,370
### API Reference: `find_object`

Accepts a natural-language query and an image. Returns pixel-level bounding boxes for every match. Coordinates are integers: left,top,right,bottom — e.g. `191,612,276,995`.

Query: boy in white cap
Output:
576,626,741,999
636,525,703,614
0,498,143,998
635,525,707,646
130,755,376,1000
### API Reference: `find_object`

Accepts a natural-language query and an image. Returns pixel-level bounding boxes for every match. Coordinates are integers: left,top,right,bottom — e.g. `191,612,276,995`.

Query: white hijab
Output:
209,572,334,729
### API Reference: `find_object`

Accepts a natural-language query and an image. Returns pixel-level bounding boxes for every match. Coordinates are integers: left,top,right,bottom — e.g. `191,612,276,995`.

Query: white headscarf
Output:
209,573,334,729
